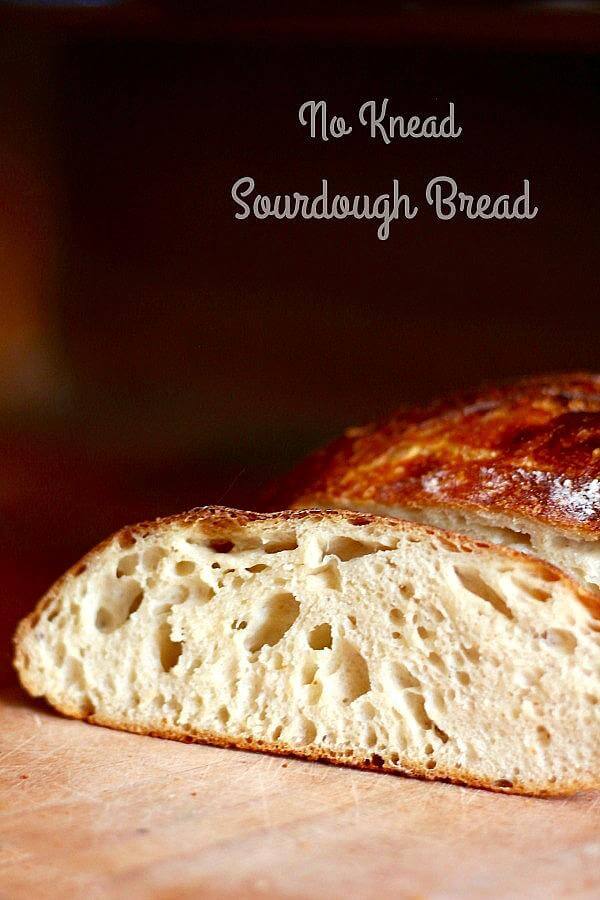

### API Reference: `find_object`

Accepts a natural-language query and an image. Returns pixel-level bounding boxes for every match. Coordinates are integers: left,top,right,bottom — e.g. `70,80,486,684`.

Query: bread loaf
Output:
14,506,600,796
272,373,600,592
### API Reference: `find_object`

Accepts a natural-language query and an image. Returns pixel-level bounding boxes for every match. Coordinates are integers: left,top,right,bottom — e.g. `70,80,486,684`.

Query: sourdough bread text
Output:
230,99,539,239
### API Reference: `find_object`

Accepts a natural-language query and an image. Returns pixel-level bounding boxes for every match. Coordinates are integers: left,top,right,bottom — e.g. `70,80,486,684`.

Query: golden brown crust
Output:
269,373,600,538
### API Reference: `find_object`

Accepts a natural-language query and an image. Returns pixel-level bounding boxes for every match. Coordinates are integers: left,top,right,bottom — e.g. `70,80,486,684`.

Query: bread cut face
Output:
299,502,600,597
14,507,600,796
270,373,600,591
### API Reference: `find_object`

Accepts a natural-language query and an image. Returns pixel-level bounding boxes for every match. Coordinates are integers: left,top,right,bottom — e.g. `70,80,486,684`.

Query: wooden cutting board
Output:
1,685,599,899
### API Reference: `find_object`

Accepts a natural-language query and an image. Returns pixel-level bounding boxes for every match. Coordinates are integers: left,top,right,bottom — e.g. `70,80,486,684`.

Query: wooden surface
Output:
1,686,599,899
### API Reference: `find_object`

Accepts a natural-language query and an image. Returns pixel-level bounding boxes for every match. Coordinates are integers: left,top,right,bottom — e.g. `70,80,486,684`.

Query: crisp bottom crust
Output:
40,696,589,799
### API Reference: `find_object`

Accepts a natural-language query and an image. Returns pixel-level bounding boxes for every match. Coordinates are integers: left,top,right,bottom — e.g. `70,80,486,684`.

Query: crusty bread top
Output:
268,373,600,538
16,504,600,648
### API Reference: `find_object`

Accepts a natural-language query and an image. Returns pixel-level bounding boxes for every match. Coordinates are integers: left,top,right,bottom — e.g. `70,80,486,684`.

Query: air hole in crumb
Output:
389,608,404,627
333,641,371,703
428,652,445,673
390,752,400,764
438,535,460,552
55,642,66,667
74,563,87,577
348,615,357,627
417,626,432,642
158,623,183,672
143,545,167,571
95,580,144,633
64,657,86,691
362,702,376,720
175,560,196,576
247,564,268,573
47,607,59,623
192,581,214,605
543,628,577,655
305,720,317,743
308,682,322,704
426,760,437,769
128,589,144,617
457,671,471,687
366,726,377,748
392,663,420,690
434,724,449,744
116,554,138,578
292,717,317,745
536,725,552,746
209,539,234,554
400,583,415,599
218,706,230,726
538,569,560,583
513,578,551,602
272,725,283,741
326,536,382,562
263,535,298,553
95,607,113,632
431,690,447,715
462,645,480,664
424,743,434,755
405,691,435,732
308,623,333,650
495,779,513,789
118,530,136,549
309,562,341,592
245,593,300,653
455,566,513,620
231,619,248,630
302,661,318,685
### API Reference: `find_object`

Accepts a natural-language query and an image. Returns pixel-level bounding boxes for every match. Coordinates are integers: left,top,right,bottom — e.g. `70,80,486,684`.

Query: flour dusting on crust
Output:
272,373,600,537
549,477,600,523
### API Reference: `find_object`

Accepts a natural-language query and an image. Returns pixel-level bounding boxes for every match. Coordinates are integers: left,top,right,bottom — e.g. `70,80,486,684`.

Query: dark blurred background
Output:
0,1,599,681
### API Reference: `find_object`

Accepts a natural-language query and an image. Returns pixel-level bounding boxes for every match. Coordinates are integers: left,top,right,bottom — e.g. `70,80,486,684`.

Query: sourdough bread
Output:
14,506,600,796
271,373,600,591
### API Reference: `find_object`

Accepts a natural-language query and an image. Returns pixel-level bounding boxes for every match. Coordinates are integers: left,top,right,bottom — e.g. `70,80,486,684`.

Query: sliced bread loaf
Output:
14,506,600,796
